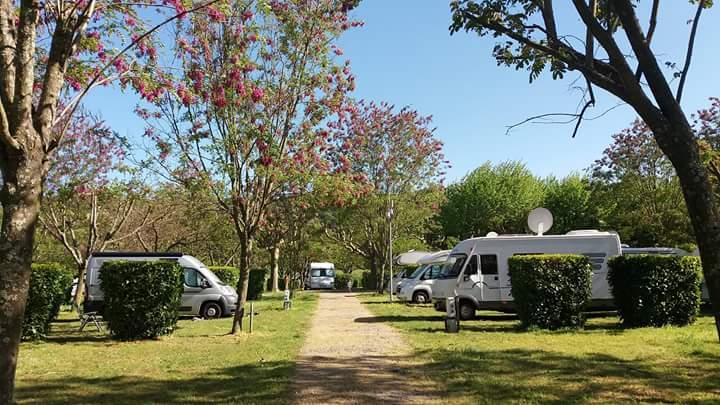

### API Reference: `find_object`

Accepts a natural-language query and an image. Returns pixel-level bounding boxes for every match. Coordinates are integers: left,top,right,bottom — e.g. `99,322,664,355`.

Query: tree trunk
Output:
270,244,280,293
0,153,44,404
73,261,88,312
231,234,252,334
653,124,720,340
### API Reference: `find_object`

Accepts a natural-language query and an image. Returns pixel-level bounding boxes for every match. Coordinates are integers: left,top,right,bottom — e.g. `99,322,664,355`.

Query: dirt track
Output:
291,292,440,404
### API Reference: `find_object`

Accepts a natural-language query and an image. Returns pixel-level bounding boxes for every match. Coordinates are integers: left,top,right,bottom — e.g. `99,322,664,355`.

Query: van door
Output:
456,255,480,299
182,268,209,315
479,254,501,302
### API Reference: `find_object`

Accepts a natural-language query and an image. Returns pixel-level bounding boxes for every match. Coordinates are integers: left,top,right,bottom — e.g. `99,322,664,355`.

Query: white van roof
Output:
418,250,451,265
393,250,433,266
310,262,334,269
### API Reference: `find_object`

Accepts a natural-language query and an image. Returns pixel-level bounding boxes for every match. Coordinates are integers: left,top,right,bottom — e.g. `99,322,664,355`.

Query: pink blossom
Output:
251,87,264,103
241,10,254,21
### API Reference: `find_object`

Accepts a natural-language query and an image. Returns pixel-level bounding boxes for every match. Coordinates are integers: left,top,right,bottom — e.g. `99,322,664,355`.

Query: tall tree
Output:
542,174,601,235
322,101,447,289
450,0,720,339
140,0,360,333
439,161,544,238
0,1,214,399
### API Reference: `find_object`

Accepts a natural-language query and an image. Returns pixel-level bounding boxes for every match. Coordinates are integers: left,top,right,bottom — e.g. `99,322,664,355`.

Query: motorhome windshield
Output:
439,254,467,279
409,265,428,279
311,269,334,277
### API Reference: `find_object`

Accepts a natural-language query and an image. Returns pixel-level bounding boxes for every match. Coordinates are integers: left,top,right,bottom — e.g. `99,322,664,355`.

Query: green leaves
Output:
22,264,74,341
608,255,702,327
100,261,184,340
508,254,592,330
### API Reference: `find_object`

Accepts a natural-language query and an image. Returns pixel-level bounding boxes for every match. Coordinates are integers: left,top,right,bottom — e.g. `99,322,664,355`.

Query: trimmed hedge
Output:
334,270,369,289
209,266,240,287
608,255,702,327
248,269,268,300
100,261,184,340
509,255,592,330
22,263,74,340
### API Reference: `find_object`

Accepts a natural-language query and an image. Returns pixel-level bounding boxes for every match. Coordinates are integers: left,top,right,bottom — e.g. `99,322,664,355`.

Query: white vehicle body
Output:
85,252,238,318
397,250,450,303
432,230,622,318
305,262,335,289
386,251,432,293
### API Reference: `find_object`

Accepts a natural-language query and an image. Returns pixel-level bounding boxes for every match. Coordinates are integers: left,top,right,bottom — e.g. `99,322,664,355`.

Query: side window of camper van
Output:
466,255,479,275
480,255,499,275
183,268,207,288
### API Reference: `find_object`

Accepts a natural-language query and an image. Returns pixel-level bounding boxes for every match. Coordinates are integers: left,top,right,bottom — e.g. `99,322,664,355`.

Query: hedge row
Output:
334,270,369,289
608,255,702,327
248,269,268,300
100,261,184,340
509,255,592,330
209,266,240,288
22,263,74,340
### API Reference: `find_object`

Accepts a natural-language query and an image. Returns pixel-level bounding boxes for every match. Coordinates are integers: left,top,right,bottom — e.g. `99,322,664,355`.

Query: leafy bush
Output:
608,255,702,327
509,255,592,330
209,266,240,287
22,263,74,340
335,270,368,289
248,269,268,300
362,271,377,290
100,261,184,340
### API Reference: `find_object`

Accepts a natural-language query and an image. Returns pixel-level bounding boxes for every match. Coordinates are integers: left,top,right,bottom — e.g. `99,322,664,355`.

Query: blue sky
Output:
86,1,720,183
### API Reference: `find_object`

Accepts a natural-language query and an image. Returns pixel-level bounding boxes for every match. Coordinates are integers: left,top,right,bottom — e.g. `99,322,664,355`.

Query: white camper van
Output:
397,250,450,304
432,230,622,320
85,252,238,319
305,262,335,289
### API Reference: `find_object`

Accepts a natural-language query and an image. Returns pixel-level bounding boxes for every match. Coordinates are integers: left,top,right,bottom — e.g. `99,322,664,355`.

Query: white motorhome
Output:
387,251,432,293
305,262,335,289
432,230,622,320
397,250,450,304
85,252,238,319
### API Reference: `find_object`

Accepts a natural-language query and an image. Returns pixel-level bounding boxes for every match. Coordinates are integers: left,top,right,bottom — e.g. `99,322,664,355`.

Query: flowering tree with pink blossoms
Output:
322,101,448,290
139,0,362,333
0,0,225,400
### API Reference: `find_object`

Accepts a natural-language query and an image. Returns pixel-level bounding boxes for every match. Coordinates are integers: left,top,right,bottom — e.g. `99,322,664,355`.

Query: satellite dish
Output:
528,208,553,236
486,232,498,237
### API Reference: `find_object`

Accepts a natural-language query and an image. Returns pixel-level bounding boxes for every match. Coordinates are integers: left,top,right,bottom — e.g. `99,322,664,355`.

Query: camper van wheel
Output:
412,291,429,304
458,301,476,320
201,302,222,319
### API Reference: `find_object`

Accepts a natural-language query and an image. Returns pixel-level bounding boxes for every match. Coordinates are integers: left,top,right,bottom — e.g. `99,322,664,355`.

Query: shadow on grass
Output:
419,347,720,403
15,361,295,404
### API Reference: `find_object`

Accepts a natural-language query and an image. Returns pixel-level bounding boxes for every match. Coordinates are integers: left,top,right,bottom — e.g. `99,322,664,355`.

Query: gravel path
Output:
291,292,440,404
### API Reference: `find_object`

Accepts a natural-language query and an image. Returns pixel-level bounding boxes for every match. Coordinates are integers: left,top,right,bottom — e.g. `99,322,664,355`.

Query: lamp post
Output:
387,199,394,303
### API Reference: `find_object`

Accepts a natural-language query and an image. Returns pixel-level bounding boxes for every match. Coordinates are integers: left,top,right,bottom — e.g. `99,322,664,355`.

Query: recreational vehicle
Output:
432,230,622,320
387,251,432,293
397,250,450,304
305,262,335,289
84,252,238,319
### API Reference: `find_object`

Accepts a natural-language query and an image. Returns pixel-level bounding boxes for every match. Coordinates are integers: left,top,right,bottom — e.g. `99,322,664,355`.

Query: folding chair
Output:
79,311,103,332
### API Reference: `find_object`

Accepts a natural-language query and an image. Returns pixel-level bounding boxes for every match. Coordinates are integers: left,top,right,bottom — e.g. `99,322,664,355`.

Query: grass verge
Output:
15,292,318,404
359,294,720,404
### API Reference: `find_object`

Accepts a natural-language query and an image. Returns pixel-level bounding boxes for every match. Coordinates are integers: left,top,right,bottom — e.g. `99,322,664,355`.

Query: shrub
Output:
100,261,184,340
608,255,702,327
209,266,240,287
362,271,377,290
335,270,368,289
22,263,74,340
248,269,268,300
509,254,592,330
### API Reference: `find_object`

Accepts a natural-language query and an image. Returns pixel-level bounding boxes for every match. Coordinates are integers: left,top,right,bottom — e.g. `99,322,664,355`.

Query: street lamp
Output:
387,199,394,303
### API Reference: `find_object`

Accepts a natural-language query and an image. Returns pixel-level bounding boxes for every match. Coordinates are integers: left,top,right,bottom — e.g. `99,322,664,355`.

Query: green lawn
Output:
360,294,720,404
15,292,317,404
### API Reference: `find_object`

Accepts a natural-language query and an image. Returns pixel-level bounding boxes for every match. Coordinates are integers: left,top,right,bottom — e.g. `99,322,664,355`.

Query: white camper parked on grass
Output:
397,250,450,304
85,252,238,319
432,230,622,320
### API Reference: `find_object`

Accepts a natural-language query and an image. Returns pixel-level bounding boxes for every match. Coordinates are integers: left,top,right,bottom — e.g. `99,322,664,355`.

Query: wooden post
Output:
249,302,254,333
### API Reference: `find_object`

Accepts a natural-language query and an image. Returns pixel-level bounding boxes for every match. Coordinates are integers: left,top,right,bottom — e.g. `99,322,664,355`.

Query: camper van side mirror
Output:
200,279,211,289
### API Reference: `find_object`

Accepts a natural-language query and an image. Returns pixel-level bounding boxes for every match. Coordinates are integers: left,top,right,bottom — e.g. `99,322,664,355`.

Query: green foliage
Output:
209,266,239,287
608,255,702,327
334,269,369,289
508,255,592,330
100,261,184,340
22,263,74,340
440,161,544,238
248,269,269,300
362,271,378,290
543,174,600,234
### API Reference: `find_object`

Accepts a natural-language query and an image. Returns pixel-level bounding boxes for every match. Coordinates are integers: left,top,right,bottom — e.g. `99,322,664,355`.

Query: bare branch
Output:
677,0,706,103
